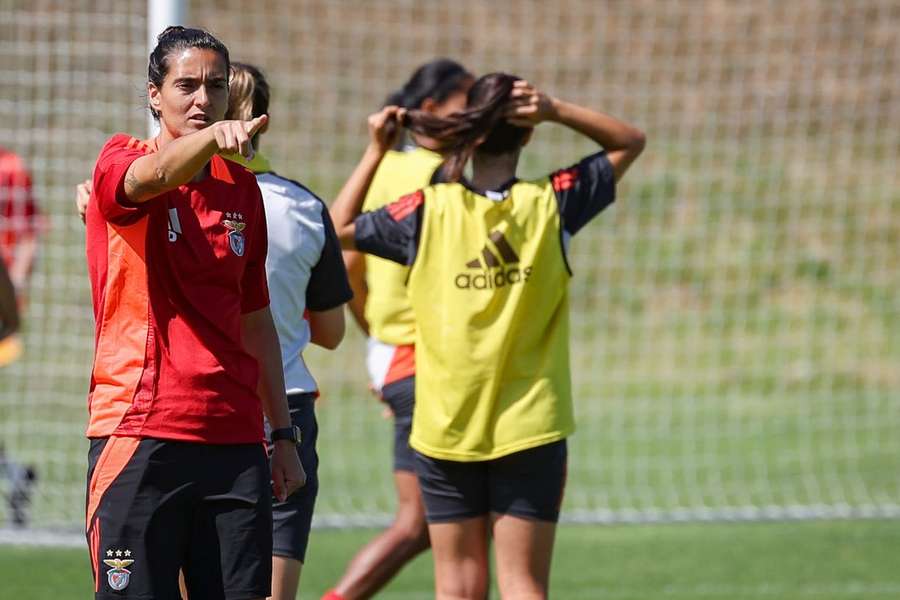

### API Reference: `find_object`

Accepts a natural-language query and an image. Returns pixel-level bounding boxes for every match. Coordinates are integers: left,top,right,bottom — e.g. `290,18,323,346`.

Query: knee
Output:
392,514,430,553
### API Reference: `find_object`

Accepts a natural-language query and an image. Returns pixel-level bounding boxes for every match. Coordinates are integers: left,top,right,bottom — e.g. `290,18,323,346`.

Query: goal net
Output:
1,0,898,537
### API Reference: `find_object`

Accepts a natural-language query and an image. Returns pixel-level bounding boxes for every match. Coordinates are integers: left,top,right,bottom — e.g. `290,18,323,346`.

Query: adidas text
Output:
455,266,533,290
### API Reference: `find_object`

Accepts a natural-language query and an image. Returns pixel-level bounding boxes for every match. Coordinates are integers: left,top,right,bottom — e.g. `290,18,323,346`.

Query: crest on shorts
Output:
103,552,134,591
223,212,247,257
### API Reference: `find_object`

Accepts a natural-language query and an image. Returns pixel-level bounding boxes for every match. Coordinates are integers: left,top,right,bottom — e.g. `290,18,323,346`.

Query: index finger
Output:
246,114,269,137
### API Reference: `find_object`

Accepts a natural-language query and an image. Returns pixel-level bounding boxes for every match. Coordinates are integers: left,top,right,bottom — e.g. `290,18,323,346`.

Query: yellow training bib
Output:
407,179,574,461
362,147,443,345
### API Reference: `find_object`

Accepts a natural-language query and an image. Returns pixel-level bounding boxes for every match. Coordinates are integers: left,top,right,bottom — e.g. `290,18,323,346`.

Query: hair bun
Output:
158,25,186,42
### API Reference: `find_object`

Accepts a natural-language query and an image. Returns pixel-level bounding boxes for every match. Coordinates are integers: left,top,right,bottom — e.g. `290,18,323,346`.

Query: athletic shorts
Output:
414,439,568,523
382,376,415,473
85,437,272,600
265,392,319,563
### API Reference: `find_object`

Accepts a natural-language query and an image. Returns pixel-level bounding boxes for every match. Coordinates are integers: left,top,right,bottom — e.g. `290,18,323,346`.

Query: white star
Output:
237,212,243,220
124,550,131,557
106,550,113,557
115,550,122,557
225,212,232,219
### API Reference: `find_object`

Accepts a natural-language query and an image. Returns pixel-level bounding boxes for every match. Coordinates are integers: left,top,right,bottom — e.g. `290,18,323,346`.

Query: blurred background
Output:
0,0,898,597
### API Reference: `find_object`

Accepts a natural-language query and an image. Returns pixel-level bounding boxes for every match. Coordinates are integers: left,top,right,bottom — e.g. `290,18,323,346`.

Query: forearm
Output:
241,308,291,430
126,127,219,203
550,99,643,150
550,100,645,181
343,250,370,335
330,144,386,248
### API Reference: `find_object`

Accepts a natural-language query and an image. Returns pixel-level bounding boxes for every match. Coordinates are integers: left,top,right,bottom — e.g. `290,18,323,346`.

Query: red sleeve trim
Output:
386,190,425,222
552,167,579,192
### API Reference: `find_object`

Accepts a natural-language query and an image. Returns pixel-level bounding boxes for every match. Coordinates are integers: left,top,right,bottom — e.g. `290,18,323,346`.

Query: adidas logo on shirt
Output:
455,230,533,290
167,207,182,242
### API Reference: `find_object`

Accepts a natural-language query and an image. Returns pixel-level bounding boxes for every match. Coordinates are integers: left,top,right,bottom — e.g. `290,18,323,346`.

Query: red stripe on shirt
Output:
386,190,425,222
552,167,579,192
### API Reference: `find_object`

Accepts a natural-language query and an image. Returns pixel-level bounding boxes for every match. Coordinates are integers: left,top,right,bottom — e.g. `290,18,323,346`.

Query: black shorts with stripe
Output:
85,437,272,600
414,439,568,523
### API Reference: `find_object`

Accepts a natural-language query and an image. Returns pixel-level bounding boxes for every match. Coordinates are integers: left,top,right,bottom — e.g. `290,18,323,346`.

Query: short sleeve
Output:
306,203,353,312
354,190,424,266
550,151,616,236
92,134,153,225
240,186,270,314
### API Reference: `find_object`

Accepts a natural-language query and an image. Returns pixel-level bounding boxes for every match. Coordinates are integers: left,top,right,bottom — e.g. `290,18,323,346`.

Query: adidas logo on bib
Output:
455,230,533,290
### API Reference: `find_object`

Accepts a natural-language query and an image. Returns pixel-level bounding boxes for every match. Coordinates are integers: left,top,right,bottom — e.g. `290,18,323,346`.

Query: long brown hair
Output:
401,73,530,182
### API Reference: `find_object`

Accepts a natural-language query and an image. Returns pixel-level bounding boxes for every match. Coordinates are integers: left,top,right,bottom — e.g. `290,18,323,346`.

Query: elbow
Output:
311,319,346,350
629,129,647,156
154,165,174,188
315,330,344,350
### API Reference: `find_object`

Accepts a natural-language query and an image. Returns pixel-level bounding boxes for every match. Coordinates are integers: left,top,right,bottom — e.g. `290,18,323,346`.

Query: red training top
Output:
86,134,270,444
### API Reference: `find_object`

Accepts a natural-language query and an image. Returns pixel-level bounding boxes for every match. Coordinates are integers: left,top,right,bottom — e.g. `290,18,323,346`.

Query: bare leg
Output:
428,516,490,600
331,470,430,599
270,556,302,600
491,513,556,600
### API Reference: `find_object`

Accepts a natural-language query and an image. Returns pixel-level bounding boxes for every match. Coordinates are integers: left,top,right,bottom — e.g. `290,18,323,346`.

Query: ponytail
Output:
402,73,529,182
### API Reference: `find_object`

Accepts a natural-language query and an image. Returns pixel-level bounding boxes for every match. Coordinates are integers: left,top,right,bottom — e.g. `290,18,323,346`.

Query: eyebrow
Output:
172,75,228,85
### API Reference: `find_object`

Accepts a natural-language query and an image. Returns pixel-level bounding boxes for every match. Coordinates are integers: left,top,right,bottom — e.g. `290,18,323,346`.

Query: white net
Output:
0,0,898,536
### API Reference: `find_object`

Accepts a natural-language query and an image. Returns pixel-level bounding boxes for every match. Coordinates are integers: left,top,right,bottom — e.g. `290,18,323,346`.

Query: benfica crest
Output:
103,556,134,591
223,212,247,257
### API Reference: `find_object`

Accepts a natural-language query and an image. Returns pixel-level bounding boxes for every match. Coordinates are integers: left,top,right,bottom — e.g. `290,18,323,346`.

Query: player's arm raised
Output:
506,81,646,181
330,107,404,248
123,115,268,204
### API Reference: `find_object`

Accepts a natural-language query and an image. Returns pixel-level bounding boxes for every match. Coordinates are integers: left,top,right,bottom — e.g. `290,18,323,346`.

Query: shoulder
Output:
258,172,325,211
99,133,153,161
102,133,150,153
96,133,151,167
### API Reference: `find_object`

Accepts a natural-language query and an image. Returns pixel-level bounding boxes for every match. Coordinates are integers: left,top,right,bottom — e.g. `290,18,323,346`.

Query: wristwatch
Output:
270,425,301,445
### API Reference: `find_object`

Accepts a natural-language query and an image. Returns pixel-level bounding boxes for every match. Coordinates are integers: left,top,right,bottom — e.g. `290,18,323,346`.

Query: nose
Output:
194,84,210,109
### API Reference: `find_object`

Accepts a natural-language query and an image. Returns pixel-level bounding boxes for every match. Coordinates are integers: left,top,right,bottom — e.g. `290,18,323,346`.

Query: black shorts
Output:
382,376,415,473
85,437,272,600
265,392,319,563
414,439,568,523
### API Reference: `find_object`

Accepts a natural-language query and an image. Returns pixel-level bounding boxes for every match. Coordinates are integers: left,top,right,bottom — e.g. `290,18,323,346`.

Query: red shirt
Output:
0,146,41,268
86,134,270,444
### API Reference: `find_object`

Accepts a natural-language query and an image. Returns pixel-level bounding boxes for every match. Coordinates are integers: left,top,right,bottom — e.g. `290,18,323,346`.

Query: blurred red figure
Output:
0,146,41,366
0,146,40,290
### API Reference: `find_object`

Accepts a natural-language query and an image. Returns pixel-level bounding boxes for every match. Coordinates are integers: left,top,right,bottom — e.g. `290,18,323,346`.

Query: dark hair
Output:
227,62,270,148
385,58,472,109
147,26,230,119
386,58,472,150
402,73,529,182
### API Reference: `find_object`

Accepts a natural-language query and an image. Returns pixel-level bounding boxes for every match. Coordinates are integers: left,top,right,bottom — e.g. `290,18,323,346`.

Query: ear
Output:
148,82,162,114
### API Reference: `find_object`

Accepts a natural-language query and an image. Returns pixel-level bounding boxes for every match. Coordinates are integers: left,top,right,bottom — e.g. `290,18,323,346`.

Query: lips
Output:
188,114,211,125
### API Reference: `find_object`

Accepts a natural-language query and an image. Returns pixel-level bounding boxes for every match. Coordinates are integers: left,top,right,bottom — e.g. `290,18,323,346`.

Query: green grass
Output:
3,520,900,599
